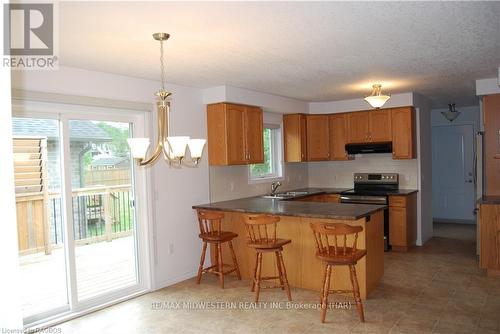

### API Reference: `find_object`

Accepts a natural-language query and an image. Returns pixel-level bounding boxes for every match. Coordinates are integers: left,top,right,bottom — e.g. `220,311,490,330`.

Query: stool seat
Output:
199,231,238,243
248,238,291,250
315,247,366,265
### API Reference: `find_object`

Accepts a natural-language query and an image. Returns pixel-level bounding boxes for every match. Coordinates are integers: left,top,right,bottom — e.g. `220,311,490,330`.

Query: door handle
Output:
466,179,473,183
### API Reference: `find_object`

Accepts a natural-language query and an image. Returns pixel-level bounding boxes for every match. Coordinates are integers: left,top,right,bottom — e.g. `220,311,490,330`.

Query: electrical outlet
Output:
230,181,234,191
168,243,174,255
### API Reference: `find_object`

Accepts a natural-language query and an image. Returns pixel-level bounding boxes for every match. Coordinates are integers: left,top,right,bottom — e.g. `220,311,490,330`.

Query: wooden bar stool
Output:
242,214,292,302
196,210,241,288
310,222,366,323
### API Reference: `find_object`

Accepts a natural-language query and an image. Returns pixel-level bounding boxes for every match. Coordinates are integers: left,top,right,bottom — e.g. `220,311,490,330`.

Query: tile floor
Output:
55,223,500,334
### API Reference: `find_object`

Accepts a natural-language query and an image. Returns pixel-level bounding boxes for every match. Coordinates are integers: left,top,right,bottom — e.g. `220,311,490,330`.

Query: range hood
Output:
345,142,393,155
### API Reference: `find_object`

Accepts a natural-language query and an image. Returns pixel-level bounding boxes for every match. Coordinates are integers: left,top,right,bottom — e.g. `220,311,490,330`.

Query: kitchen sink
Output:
260,191,310,199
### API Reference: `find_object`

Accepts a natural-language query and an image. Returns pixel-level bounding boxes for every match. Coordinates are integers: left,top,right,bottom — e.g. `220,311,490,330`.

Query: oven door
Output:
340,195,387,205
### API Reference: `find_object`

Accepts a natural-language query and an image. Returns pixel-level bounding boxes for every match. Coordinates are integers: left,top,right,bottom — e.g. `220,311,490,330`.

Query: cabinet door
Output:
244,106,264,164
329,113,350,160
306,115,330,161
369,109,392,142
226,104,247,164
283,114,307,162
389,206,407,247
347,111,370,144
391,107,415,159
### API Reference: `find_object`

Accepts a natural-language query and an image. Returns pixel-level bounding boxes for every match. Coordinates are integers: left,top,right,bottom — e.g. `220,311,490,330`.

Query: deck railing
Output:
16,184,134,255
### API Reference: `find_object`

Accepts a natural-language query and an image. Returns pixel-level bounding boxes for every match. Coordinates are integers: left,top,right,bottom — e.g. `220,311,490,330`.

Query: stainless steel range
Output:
340,173,399,251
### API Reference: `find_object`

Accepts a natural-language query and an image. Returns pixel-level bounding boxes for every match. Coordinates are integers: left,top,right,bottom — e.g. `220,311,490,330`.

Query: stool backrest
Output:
310,222,363,256
242,214,280,244
197,210,225,235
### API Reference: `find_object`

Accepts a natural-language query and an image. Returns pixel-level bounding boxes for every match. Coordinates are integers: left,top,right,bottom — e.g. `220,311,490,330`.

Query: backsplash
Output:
307,153,419,189
209,163,309,202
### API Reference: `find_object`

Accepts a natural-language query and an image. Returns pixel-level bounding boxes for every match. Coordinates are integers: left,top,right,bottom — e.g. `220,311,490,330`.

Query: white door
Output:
432,124,475,222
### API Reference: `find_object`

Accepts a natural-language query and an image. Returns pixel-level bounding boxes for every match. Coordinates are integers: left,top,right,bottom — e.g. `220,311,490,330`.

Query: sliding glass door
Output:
12,105,149,326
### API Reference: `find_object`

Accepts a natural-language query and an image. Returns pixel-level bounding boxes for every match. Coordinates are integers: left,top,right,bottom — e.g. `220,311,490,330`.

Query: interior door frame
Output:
12,96,153,327
431,122,477,222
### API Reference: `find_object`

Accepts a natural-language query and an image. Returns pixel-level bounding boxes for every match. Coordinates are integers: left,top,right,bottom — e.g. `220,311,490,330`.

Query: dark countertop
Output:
477,196,500,205
192,197,385,221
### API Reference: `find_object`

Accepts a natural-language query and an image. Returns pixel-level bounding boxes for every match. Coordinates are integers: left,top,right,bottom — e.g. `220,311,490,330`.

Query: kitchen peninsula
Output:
193,191,386,299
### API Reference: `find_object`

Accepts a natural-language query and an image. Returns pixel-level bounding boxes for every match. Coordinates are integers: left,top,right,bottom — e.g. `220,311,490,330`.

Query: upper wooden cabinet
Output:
283,114,307,162
391,107,416,159
483,94,500,196
306,115,330,161
347,110,392,144
207,103,263,166
370,109,392,142
329,113,351,160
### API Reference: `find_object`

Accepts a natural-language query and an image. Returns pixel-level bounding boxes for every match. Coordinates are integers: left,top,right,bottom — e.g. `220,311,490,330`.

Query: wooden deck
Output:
19,236,137,318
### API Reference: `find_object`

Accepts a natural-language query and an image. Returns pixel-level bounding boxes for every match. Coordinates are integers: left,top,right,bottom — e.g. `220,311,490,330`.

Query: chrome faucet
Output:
270,181,282,195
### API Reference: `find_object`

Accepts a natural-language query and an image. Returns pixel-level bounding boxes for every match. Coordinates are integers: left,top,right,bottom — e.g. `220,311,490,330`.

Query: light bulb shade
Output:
364,84,391,108
441,111,460,122
166,136,190,158
364,95,391,108
127,138,150,160
188,139,207,159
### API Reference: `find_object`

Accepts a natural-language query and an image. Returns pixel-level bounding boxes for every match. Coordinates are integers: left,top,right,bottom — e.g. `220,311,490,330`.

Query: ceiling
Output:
59,1,500,107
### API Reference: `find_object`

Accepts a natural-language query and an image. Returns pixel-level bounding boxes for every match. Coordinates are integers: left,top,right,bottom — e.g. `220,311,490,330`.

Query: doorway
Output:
12,102,151,327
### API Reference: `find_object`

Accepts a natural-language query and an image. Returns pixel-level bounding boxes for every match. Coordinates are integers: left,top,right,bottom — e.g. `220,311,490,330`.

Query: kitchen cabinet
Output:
207,102,263,166
388,193,417,252
483,94,500,196
283,114,307,162
306,115,330,161
292,193,341,203
347,110,392,144
329,114,351,160
391,107,416,159
478,203,500,276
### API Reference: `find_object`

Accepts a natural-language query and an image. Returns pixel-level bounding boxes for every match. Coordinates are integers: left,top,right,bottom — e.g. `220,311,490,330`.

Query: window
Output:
249,124,283,181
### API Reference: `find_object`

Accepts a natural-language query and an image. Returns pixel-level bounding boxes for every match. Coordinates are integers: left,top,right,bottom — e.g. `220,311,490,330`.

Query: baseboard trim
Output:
433,218,476,225
153,270,198,291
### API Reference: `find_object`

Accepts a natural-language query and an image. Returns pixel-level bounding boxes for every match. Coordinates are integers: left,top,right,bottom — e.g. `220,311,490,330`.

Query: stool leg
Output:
349,264,364,322
275,251,284,290
213,244,219,272
254,252,263,303
278,251,292,301
217,243,224,289
228,241,241,280
196,241,207,284
320,264,332,323
251,252,259,292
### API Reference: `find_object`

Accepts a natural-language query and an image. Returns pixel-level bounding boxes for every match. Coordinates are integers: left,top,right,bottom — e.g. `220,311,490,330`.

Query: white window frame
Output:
248,122,284,184
11,93,153,329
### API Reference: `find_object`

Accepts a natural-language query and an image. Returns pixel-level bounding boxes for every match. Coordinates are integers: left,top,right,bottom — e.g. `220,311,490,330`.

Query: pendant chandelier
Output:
364,84,391,109
127,33,206,167
441,103,460,122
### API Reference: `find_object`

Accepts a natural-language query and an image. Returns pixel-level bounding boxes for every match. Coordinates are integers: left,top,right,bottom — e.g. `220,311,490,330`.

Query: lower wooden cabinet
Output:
479,203,500,276
388,193,417,252
292,193,340,203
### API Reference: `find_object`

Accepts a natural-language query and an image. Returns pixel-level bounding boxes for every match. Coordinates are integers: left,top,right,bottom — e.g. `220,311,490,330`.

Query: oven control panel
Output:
353,173,399,184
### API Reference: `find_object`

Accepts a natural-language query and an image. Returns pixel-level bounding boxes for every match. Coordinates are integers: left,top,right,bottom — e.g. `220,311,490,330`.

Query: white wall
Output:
307,155,418,189
11,66,210,290
0,58,23,329
413,93,433,245
203,85,308,114
476,77,500,96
